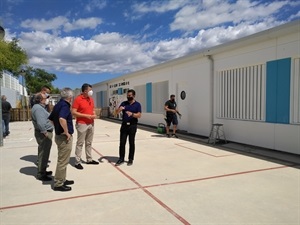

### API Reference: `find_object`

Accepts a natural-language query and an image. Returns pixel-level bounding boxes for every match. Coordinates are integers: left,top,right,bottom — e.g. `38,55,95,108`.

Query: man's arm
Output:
164,104,176,114
71,108,96,119
59,117,71,141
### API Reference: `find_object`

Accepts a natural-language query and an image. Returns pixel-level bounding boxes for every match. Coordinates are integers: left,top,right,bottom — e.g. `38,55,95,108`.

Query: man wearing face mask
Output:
72,83,98,170
115,89,142,166
164,94,181,138
30,85,51,112
31,93,54,181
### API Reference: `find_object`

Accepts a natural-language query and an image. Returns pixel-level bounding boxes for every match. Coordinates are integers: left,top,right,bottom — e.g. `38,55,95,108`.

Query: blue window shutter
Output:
266,58,291,124
266,60,278,123
276,58,291,124
146,83,152,113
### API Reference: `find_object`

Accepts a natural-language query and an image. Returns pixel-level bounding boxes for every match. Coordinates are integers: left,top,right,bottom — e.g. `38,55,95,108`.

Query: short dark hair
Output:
41,85,51,91
81,83,92,92
127,89,135,96
170,94,175,98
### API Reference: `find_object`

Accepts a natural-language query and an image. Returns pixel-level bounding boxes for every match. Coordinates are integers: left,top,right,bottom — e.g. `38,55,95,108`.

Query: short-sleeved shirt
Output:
48,99,74,135
2,101,12,114
72,94,94,124
165,100,177,115
120,100,142,123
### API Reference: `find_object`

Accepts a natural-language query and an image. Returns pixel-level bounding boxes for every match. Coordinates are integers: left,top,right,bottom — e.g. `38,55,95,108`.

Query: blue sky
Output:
1,0,300,89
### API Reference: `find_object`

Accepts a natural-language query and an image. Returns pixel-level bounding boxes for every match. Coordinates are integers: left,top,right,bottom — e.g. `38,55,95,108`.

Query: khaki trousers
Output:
54,134,73,187
75,123,94,164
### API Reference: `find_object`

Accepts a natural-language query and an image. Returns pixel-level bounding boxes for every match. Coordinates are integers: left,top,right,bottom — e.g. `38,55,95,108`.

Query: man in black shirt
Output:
164,94,181,138
1,95,12,137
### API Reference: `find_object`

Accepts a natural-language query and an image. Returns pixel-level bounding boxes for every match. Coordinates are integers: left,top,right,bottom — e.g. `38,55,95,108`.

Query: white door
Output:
176,82,189,132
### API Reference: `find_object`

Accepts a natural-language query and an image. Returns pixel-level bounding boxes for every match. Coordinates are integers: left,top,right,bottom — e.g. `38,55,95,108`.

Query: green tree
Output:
0,38,28,75
23,66,60,94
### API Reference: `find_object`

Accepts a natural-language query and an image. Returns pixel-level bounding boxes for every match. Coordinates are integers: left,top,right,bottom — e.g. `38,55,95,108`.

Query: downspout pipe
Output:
206,55,214,127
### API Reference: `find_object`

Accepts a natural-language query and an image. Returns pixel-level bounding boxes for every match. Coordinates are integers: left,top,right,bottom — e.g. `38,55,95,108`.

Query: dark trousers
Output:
2,113,10,136
119,123,137,161
34,130,53,178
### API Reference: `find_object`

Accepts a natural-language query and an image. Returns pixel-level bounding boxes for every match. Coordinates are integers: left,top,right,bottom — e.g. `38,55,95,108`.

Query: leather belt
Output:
47,130,53,133
123,122,137,126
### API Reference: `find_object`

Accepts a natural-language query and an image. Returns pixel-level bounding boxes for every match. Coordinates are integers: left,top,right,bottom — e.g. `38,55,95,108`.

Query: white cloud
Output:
63,17,102,32
21,16,68,31
18,18,280,75
170,0,289,32
84,0,107,12
19,31,154,74
132,0,188,13
21,16,102,33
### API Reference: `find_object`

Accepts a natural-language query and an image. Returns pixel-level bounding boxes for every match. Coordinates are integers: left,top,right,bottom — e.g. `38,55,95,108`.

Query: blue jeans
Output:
2,113,10,136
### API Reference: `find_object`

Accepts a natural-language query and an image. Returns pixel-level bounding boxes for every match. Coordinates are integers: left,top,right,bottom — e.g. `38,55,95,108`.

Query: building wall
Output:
213,31,300,154
93,21,300,155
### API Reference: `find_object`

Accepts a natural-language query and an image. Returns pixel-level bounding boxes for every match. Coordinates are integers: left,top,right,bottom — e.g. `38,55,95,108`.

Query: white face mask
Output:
45,98,50,105
45,93,49,98
88,90,93,96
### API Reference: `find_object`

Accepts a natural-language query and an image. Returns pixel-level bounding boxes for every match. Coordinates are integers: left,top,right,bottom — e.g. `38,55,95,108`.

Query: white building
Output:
92,20,300,155
1,71,28,108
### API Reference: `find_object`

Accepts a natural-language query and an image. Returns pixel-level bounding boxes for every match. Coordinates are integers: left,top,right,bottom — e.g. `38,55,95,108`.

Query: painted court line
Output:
175,142,236,157
1,146,293,225
0,162,291,223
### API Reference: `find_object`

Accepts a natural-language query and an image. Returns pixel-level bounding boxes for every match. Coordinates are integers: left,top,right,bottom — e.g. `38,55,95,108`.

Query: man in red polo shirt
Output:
72,83,99,170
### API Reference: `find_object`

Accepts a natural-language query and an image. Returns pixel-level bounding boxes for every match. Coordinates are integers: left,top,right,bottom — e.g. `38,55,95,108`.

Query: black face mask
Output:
171,99,175,102
127,97,133,101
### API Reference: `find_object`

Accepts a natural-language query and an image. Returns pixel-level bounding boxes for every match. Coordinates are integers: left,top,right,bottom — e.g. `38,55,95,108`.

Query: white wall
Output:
213,31,300,154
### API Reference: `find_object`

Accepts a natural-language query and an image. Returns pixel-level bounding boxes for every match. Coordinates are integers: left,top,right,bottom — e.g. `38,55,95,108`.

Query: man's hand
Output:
177,112,182,119
63,132,71,141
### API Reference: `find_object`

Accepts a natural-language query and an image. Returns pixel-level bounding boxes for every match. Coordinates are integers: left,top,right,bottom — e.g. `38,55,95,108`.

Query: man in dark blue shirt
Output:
115,89,142,166
48,87,74,192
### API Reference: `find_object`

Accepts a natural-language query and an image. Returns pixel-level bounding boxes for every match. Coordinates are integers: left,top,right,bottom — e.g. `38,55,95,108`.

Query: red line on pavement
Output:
175,142,236,157
0,186,141,211
92,147,191,225
142,165,289,189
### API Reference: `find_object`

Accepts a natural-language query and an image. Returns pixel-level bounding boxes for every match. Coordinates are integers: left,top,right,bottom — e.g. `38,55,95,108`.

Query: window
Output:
152,81,169,114
134,85,146,113
217,64,266,121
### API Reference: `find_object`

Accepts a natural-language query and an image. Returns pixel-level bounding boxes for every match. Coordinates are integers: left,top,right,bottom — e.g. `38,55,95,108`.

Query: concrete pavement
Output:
0,119,299,225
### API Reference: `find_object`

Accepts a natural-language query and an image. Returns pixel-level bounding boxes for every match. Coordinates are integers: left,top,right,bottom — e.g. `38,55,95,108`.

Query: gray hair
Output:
34,93,43,104
60,87,73,99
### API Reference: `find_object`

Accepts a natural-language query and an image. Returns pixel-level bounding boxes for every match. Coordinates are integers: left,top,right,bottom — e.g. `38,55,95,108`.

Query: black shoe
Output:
166,134,171,138
37,175,52,181
115,159,124,166
75,164,84,170
127,160,133,166
172,134,178,138
53,185,72,191
64,180,74,185
86,160,99,165
46,171,53,176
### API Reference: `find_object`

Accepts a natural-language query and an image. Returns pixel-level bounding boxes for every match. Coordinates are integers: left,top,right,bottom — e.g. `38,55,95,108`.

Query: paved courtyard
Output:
0,119,299,225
